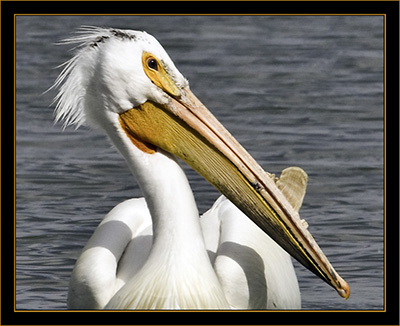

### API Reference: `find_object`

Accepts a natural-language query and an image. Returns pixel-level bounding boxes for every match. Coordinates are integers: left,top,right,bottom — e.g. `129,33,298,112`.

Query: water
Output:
15,15,384,310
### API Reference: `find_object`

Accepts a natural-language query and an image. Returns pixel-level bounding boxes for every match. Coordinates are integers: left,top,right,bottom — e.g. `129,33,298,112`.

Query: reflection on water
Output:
16,15,383,310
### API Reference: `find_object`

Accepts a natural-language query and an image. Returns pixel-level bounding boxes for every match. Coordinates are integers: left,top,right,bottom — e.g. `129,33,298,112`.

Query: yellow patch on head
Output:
142,52,181,97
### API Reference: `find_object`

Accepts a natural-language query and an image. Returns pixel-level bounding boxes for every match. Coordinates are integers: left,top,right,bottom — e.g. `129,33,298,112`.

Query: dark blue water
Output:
16,15,384,310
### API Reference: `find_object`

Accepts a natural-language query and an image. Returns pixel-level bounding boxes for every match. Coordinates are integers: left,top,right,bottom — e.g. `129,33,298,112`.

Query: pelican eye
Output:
142,51,181,97
147,58,158,71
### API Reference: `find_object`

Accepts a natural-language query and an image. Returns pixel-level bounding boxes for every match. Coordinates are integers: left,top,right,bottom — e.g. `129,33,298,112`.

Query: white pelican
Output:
52,27,350,310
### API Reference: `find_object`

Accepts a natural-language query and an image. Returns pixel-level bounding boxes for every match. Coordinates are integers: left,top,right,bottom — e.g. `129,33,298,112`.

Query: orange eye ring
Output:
142,51,181,97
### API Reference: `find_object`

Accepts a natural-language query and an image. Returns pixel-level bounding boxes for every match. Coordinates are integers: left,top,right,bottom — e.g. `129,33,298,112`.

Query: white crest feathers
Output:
51,26,147,129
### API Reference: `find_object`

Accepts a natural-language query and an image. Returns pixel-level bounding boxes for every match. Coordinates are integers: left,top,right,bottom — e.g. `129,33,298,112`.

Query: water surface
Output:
16,15,384,310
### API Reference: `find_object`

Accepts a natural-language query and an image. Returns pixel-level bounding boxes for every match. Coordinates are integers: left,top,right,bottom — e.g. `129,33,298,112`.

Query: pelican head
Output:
53,27,349,300
53,27,187,129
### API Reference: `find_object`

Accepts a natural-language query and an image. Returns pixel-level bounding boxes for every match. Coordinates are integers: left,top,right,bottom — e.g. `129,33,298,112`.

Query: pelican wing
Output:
201,196,301,309
68,198,152,309
201,168,308,309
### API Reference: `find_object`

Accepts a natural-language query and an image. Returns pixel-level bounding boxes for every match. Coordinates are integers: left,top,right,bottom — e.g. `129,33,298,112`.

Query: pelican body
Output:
52,27,350,310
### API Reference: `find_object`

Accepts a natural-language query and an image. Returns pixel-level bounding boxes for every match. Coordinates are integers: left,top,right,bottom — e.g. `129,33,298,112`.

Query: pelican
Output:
52,27,350,310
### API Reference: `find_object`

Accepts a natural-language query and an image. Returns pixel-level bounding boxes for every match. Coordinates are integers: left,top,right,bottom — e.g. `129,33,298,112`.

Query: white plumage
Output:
53,27,349,310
